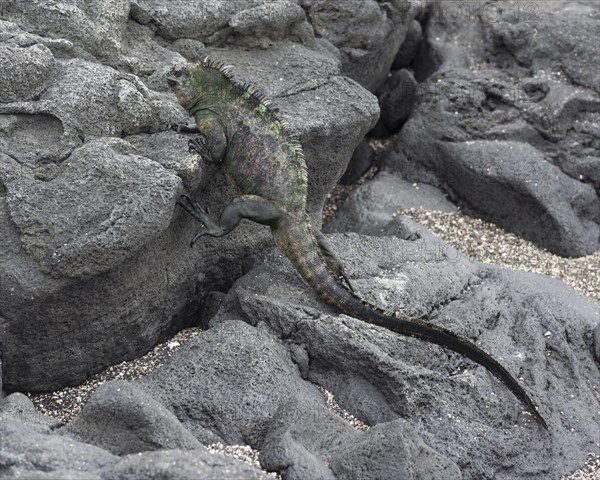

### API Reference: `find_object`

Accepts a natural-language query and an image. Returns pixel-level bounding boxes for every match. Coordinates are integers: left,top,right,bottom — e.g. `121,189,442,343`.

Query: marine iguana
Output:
166,60,547,429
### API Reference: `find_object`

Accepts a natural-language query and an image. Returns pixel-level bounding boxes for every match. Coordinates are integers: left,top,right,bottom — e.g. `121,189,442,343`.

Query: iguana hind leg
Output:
178,194,282,246
314,231,355,292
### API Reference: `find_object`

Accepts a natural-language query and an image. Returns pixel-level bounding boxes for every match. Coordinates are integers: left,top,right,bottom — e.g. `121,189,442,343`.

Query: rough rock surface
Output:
60,380,203,455
208,232,599,479
302,0,422,91
135,320,327,447
0,416,270,479
260,398,461,480
394,0,600,256
339,140,375,185
0,1,378,391
325,171,457,235
2,1,598,479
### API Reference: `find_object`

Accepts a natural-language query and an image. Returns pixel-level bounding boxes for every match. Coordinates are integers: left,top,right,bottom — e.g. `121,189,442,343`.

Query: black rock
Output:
325,171,456,235
593,324,600,363
261,398,460,480
100,449,271,480
135,320,326,447
392,20,423,70
375,69,418,134
60,380,203,455
339,141,376,185
215,231,599,479
0,418,117,479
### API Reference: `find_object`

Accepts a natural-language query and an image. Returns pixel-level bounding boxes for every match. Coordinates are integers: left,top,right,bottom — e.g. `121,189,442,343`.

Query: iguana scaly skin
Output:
166,60,547,429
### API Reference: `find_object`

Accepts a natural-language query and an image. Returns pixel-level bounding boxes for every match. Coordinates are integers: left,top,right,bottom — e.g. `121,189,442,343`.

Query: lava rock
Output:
302,0,422,91
0,44,56,102
101,449,272,480
371,69,418,136
0,416,271,479
339,141,376,185
217,231,599,479
61,381,202,455
593,324,600,363
261,398,460,480
0,3,378,392
392,19,423,70
0,418,117,478
136,320,326,447
394,4,600,257
0,393,62,432
325,171,456,235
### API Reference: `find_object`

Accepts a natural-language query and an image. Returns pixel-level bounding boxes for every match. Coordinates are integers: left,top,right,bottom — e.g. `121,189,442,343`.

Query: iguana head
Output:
167,61,234,113
166,64,198,111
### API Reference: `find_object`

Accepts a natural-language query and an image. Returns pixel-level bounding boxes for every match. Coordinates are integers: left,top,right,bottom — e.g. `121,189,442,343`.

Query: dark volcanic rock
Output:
0,2,378,391
101,449,271,480
372,69,418,136
0,416,271,479
339,141,376,185
135,320,326,447
261,398,460,480
214,232,599,479
325,171,456,235
393,0,600,256
0,44,56,102
60,380,202,455
302,0,421,91
0,418,117,479
392,19,423,70
328,419,461,480
0,393,62,432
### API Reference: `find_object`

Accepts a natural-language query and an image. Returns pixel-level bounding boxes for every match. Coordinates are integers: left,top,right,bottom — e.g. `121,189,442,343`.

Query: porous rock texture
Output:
1,1,599,479
4,228,596,479
390,0,600,257
0,0,384,392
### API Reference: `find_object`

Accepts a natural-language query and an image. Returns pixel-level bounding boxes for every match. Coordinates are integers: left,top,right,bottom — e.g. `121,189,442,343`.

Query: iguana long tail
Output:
272,218,548,429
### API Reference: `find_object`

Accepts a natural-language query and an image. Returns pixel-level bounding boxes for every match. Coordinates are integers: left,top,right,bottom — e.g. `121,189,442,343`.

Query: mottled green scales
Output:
166,60,547,429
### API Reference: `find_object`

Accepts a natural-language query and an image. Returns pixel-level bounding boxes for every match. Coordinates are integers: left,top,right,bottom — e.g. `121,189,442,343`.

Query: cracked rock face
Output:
2,231,597,479
391,0,600,257
1,1,598,479
0,1,379,391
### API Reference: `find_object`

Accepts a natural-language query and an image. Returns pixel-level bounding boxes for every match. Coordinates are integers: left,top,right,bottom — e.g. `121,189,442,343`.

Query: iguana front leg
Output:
170,111,227,163
178,195,283,247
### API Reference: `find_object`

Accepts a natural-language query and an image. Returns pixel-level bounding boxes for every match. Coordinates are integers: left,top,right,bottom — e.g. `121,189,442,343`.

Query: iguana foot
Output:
188,136,218,163
177,195,221,246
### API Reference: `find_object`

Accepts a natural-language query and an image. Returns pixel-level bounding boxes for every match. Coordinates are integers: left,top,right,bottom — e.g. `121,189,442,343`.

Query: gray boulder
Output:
392,19,422,70
260,398,461,480
60,381,203,455
303,0,422,91
0,418,116,479
99,449,272,480
0,416,271,479
325,171,456,235
392,0,600,256
0,1,378,391
135,320,326,447
0,44,56,102
213,231,599,479
0,392,62,432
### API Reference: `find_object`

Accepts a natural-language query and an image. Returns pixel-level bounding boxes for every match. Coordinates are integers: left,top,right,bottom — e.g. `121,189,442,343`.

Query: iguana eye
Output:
174,70,183,78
